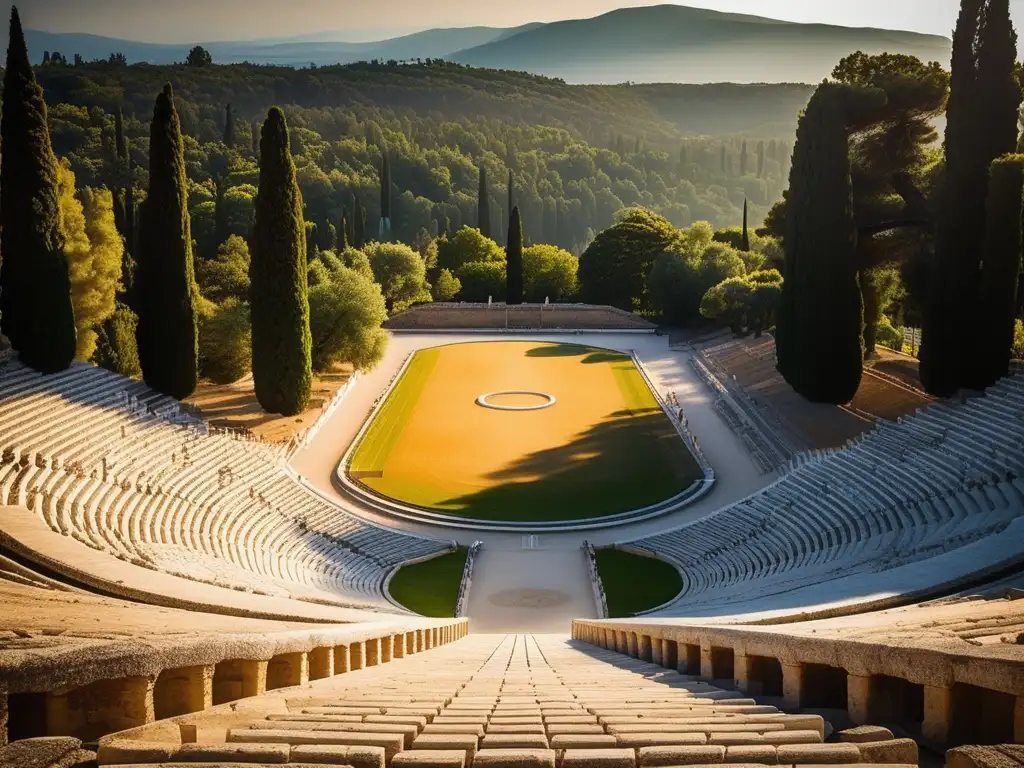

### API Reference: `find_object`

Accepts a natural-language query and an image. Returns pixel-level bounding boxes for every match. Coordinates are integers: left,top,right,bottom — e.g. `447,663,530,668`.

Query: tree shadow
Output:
438,409,700,522
524,344,629,365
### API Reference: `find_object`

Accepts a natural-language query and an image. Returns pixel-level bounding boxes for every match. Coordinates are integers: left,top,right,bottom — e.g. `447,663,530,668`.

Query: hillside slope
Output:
451,5,952,84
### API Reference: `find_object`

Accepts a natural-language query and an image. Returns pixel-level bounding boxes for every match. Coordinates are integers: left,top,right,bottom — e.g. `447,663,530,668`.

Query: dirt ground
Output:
350,341,699,520
184,364,353,444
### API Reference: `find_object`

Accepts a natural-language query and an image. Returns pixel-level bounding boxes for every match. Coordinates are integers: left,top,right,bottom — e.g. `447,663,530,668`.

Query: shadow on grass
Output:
439,410,700,522
524,344,629,364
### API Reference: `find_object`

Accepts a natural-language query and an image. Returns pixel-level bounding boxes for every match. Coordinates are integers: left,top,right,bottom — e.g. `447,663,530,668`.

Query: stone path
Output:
99,634,915,767
291,333,772,630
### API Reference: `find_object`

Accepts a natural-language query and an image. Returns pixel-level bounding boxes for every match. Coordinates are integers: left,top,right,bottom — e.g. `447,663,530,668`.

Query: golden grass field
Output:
349,341,700,521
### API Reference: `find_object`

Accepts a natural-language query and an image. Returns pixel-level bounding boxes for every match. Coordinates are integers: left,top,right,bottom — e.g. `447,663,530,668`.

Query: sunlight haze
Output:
14,0,1024,41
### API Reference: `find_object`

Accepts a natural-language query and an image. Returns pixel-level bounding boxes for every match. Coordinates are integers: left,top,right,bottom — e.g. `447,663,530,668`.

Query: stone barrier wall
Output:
383,303,657,331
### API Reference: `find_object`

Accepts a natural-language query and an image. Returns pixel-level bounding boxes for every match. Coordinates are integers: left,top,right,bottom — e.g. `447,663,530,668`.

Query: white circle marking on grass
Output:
476,391,557,411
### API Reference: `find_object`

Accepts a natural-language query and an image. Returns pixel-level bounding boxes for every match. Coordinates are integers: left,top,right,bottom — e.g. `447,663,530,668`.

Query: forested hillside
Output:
37,60,805,252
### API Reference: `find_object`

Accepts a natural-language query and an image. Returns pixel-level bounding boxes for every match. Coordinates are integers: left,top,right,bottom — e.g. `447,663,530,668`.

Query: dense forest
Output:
37,59,801,256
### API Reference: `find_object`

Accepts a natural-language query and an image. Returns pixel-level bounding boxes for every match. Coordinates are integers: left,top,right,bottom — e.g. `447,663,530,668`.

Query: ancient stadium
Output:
1,301,1021,768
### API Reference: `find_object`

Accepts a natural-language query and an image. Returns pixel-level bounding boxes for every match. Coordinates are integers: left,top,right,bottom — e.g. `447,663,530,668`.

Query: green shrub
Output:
199,298,251,384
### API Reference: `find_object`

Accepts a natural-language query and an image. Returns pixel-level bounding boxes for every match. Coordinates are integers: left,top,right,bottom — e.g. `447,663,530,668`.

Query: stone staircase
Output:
96,634,918,767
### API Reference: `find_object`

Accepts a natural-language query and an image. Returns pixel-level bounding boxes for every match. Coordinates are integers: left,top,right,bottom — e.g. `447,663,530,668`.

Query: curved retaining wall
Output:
332,343,715,532
383,303,657,332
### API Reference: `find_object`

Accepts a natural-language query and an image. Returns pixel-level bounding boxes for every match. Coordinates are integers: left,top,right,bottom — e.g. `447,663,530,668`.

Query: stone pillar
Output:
662,639,677,670
350,641,366,670
846,674,872,725
626,632,638,658
416,629,425,652
267,652,308,690
381,635,394,664
651,637,663,666
1014,695,1024,744
334,645,351,673
700,644,714,680
782,663,803,709
213,659,267,705
406,631,417,654
309,647,334,680
155,665,213,719
48,675,156,739
366,637,381,667
922,684,952,745
638,634,653,662
734,653,750,694
617,631,628,655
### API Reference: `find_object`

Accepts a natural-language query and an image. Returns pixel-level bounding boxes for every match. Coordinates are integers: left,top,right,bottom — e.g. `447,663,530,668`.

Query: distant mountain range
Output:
20,4,951,85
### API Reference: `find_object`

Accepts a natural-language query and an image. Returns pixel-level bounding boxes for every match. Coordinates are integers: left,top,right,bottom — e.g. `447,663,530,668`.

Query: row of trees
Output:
774,0,1024,402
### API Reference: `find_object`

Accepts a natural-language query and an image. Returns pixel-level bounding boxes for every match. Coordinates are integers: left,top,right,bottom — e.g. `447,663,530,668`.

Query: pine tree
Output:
379,152,391,241
477,165,491,238
977,154,1024,388
250,107,312,416
778,84,870,404
921,0,1021,395
354,197,366,248
136,84,198,399
506,206,524,305
224,103,235,147
0,7,77,372
741,199,750,252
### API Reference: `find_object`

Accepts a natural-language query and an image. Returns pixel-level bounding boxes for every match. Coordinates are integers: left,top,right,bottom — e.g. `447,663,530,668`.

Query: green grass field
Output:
595,547,683,617
348,342,700,522
388,547,468,617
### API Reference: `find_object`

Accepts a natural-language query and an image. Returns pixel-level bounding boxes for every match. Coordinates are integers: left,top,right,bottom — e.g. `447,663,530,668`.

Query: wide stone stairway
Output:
97,634,918,767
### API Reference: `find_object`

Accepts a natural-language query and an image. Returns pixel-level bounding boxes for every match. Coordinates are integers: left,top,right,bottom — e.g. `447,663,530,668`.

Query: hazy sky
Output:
14,0,1024,42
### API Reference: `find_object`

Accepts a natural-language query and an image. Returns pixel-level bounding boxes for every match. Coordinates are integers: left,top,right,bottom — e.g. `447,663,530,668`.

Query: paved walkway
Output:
291,333,773,631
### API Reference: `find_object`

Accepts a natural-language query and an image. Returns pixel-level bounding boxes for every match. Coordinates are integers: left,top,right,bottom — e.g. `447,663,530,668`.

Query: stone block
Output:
411,732,478,763
227,728,404,761
708,733,764,746
96,740,174,764
838,726,894,744
0,737,86,768
481,733,550,749
637,745,727,766
546,724,606,735
761,731,821,746
550,735,619,750
561,747,637,768
776,743,862,764
472,748,557,768
947,745,1024,768
487,724,546,734
392,749,467,768
173,743,290,763
422,724,486,737
290,744,388,768
618,733,710,748
724,745,778,764
854,739,918,765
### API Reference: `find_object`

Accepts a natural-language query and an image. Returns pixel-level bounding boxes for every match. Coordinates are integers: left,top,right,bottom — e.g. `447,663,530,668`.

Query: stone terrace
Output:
383,303,657,331
94,633,919,768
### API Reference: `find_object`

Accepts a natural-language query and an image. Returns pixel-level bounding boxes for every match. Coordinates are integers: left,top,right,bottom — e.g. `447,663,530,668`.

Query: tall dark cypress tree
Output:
977,154,1024,388
741,199,750,252
214,176,229,251
921,0,1021,395
339,209,350,250
506,206,524,305
379,152,391,241
0,7,77,372
756,140,765,179
136,84,197,398
478,165,491,238
740,140,749,176
353,197,366,249
224,103,235,147
114,107,127,163
250,107,312,416
508,167,514,218
778,84,871,404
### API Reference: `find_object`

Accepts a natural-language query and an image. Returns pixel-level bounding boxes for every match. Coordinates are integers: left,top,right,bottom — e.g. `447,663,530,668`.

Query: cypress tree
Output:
339,210,350,250
379,152,391,241
720,144,727,175
756,140,765,178
977,154,1024,388
778,84,872,404
224,103,235,147
921,0,1021,395
741,199,750,252
740,140,748,176
250,107,312,416
214,176,229,252
506,206,524,305
136,84,198,399
114,107,127,163
122,155,137,307
353,197,366,248
0,7,77,372
478,166,491,238
508,167,514,218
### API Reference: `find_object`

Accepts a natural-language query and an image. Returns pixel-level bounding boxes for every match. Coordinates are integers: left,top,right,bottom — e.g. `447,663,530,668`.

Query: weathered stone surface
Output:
471,748,557,768
0,738,89,768
838,725,893,743
95,740,174,764
173,743,290,763
854,739,918,765
392,749,467,767
290,743,387,768
549,735,619,750
776,743,862,764
560,747,637,768
725,745,778,764
480,733,550,749
637,745,727,766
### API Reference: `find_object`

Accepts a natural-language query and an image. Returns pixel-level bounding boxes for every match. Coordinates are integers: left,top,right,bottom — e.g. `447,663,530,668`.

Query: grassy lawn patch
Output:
388,547,468,617
595,547,683,617
348,341,700,522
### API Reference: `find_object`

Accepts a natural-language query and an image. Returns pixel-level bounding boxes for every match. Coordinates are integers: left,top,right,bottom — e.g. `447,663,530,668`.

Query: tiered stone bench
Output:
0,360,453,609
